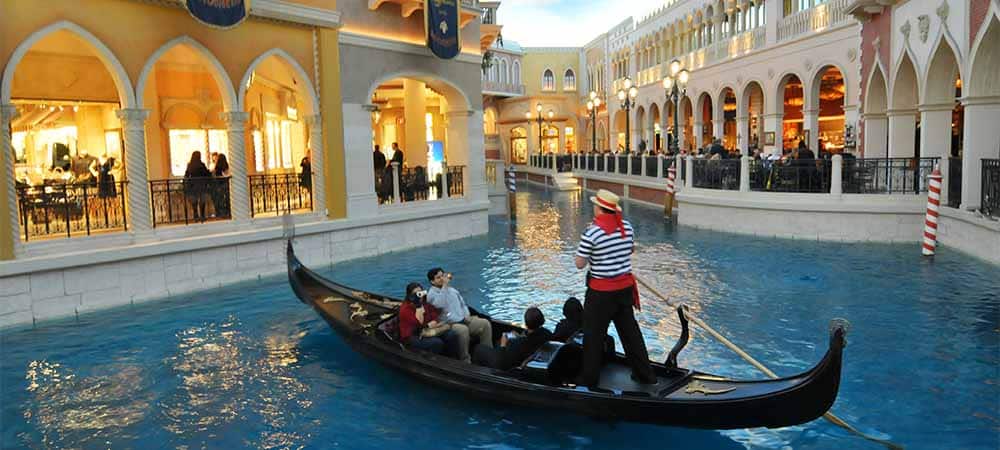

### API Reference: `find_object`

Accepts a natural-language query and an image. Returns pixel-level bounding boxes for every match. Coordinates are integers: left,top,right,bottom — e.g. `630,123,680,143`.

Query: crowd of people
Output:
374,143,444,203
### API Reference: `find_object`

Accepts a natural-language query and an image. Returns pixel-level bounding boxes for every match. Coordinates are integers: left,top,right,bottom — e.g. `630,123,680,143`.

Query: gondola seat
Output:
521,341,583,386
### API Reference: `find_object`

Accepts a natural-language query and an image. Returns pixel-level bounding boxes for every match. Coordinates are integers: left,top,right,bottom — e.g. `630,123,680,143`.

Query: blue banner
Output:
425,0,461,60
186,0,249,29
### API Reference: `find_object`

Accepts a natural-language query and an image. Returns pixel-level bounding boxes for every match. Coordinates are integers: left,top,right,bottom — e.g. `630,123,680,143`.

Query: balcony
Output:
482,80,525,97
368,0,480,28
778,0,852,42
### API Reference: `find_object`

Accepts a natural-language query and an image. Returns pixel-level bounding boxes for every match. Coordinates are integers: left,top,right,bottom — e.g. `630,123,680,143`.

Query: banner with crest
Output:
425,0,461,60
185,0,250,29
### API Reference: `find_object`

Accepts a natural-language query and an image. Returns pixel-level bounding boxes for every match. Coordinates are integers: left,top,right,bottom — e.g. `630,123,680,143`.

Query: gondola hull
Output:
287,242,845,429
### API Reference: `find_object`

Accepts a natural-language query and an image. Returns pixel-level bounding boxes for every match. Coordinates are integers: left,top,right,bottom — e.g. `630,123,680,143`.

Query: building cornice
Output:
521,47,583,53
128,0,342,28
340,31,482,65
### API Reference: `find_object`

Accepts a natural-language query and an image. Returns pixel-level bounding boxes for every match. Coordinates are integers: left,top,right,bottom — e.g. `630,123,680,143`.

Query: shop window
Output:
565,127,576,152
265,116,296,170
253,130,265,172
168,129,227,176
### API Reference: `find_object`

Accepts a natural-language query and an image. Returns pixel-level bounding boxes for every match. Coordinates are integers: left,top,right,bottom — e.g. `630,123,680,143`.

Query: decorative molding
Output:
339,32,482,65
847,48,857,62
767,68,774,80
251,0,342,28
936,1,949,21
918,15,930,43
872,36,881,53
804,59,813,72
900,20,911,42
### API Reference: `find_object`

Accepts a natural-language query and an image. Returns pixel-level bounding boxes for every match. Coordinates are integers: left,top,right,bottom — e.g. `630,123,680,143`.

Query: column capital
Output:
918,102,955,112
446,109,475,118
959,95,1000,107
762,113,783,119
115,108,150,124
0,104,19,122
303,114,322,125
222,111,250,124
886,108,918,117
862,112,888,120
801,108,820,115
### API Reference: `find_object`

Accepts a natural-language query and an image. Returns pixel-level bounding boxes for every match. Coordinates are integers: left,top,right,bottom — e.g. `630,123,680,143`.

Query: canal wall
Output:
0,201,489,329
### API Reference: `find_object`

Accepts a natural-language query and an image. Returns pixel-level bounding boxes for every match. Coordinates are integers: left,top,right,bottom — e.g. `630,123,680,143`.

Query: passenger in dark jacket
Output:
473,307,552,370
553,297,583,342
398,282,458,356
184,151,212,221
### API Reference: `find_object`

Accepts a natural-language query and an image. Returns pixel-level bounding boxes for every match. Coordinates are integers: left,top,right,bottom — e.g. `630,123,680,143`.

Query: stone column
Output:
887,109,918,158
304,114,326,215
918,103,953,159
223,111,250,221
116,108,152,233
446,109,483,202
0,104,20,257
736,116,749,154
739,155,750,192
404,80,429,168
863,113,889,158
693,121,704,150
677,101,688,151
938,155,950,204
685,155,694,188
961,97,1000,210
831,154,843,196
802,108,819,152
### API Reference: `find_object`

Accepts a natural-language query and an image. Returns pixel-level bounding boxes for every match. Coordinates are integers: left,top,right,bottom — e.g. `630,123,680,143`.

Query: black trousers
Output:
580,286,655,387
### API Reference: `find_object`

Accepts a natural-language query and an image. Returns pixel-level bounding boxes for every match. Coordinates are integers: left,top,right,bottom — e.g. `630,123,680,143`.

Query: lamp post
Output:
661,59,689,155
586,91,602,152
525,103,555,155
617,78,639,153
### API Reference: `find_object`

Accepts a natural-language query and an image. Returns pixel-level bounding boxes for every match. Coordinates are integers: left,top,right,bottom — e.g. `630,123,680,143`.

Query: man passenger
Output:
426,267,493,363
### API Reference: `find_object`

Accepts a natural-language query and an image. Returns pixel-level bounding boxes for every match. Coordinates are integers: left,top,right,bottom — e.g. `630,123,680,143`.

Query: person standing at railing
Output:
210,153,230,218
185,151,212,221
300,152,312,193
94,154,119,199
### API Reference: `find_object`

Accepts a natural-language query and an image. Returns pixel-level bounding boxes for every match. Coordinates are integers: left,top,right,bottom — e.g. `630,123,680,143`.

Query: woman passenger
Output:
399,282,457,356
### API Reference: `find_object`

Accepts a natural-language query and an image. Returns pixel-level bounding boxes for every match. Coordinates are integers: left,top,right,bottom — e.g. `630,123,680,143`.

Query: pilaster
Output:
304,114,326,215
115,108,152,233
0,104,19,259
223,111,250,221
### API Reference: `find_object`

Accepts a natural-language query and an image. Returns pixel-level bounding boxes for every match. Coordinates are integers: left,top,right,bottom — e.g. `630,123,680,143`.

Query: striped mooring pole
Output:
507,165,517,219
922,167,942,256
664,165,677,219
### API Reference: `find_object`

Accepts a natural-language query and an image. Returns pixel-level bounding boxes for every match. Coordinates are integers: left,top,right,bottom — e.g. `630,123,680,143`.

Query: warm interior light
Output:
618,90,626,101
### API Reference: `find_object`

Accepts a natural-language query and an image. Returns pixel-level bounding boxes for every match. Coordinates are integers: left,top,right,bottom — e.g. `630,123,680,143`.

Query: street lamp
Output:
661,59,689,155
586,91,602,152
526,103,555,155
616,78,639,153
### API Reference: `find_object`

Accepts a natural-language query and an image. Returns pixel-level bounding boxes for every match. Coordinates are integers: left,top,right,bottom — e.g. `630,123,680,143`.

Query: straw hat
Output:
590,189,622,212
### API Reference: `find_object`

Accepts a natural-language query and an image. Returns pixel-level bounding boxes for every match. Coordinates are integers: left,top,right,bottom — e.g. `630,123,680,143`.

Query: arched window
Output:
564,69,576,91
542,69,555,91
500,59,508,84
513,61,521,85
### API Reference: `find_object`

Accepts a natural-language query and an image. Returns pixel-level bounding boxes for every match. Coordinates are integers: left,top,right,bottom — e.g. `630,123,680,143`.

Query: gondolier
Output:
574,189,657,387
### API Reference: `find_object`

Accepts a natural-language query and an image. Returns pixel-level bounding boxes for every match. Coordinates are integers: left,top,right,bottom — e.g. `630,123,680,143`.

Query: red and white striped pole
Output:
922,167,942,256
664,165,677,219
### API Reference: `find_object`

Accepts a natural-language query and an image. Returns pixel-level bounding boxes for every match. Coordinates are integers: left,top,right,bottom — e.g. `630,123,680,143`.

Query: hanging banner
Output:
185,0,250,29
425,0,461,60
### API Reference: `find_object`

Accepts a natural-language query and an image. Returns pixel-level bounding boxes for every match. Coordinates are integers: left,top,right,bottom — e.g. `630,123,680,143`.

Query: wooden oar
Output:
634,274,904,450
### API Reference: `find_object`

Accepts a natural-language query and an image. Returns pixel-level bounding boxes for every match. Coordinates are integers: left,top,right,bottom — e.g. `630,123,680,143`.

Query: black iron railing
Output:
692,159,741,190
150,177,231,227
16,181,128,241
842,157,938,194
596,154,606,171
749,159,831,193
982,159,999,218
630,156,642,176
617,155,628,175
948,157,962,208
447,166,465,197
587,154,595,171
556,155,573,173
249,173,313,217
645,156,658,177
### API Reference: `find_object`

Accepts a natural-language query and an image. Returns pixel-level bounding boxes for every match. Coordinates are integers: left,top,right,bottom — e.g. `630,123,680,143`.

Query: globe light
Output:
617,90,627,101
623,78,633,90
629,86,639,99
678,69,690,89
547,110,554,119
670,59,682,77
587,101,594,111
662,76,674,91
536,103,543,113
589,91,598,101
525,112,532,119
594,97,601,107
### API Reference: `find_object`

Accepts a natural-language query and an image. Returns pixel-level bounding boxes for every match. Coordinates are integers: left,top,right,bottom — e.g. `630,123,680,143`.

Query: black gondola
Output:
286,241,846,429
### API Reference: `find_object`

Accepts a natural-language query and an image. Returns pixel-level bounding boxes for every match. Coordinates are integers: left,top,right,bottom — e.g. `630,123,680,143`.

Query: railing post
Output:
938,156,950,206
116,109,152,233
676,154,684,185
391,162,401,203
831,154,844,196
740,155,750,192
441,160,450,199
686,156,694,188
628,154,634,176
603,153,609,172
223,111,250,221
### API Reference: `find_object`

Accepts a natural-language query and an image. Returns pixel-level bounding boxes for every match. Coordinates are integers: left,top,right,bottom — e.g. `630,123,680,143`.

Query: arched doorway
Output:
813,66,846,155
510,126,527,164
963,15,1000,209
780,74,804,152
681,96,694,152
542,123,560,154
889,53,919,158
613,109,627,152
649,103,661,153
699,92,713,150
863,65,889,158
240,50,319,216
743,81,764,152
6,26,132,240
635,106,647,152
922,39,963,159
720,87,737,151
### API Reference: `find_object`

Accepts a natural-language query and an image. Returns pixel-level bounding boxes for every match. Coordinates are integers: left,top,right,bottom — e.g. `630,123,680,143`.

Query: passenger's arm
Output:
574,256,588,269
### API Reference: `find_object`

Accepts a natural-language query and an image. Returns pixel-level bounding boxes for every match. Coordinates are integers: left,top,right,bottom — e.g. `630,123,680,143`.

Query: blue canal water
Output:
2,186,998,449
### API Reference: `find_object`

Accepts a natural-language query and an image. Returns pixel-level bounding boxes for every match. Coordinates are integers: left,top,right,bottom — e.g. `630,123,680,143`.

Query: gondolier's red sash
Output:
587,273,641,310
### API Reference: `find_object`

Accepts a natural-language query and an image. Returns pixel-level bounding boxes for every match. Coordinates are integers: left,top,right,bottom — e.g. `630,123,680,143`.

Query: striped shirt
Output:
575,220,635,278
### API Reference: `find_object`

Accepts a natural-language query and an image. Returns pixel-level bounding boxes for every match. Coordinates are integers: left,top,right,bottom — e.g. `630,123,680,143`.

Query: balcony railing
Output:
16,181,128,241
249,173,313,218
482,80,525,96
693,159,741,190
982,159,999,218
948,157,962,208
750,159,832,193
556,155,573,173
150,177,231,227
841,157,938,194
446,166,465,197
778,0,850,42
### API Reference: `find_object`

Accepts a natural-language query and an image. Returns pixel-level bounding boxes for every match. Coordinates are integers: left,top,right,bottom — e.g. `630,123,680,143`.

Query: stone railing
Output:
637,65,663,87
777,0,851,42
482,80,525,96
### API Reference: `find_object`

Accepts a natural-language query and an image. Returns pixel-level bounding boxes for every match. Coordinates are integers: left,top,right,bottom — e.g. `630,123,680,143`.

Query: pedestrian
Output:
574,189,656,388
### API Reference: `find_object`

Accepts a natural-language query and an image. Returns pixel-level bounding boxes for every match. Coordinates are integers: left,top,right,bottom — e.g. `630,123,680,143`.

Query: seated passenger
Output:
473,307,553,370
426,268,493,363
552,297,583,342
399,282,458,356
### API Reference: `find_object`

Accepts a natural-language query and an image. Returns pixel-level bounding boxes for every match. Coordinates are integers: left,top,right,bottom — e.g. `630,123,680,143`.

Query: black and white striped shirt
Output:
575,220,635,278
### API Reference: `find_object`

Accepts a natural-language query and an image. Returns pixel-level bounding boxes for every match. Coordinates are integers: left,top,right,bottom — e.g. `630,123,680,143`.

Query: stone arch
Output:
810,64,847,153
136,36,237,112
365,71,473,111
1,20,135,107
922,36,963,105
864,62,889,115
238,48,319,116
888,51,920,158
635,105,647,146
890,50,919,111
863,63,889,157
968,13,1000,98
742,80,765,149
771,71,805,114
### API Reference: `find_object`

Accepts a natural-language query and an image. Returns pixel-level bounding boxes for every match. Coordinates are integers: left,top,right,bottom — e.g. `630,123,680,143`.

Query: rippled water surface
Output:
2,186,998,449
